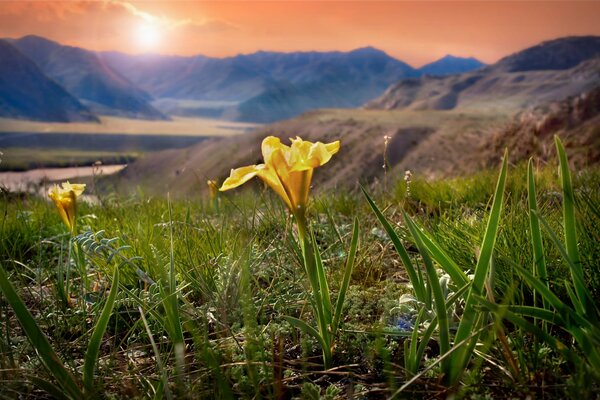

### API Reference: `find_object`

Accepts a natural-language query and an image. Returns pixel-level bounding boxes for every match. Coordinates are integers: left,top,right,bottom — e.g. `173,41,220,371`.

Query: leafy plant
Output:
363,150,509,384
477,137,600,374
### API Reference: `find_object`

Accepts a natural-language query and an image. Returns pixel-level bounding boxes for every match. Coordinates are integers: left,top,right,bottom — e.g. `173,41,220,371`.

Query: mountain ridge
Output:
8,35,168,120
0,39,98,122
108,35,600,196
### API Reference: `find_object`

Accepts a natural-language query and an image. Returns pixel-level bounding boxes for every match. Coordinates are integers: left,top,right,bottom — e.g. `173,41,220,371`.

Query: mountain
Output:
418,55,485,76
9,35,168,120
0,39,97,122
490,36,600,72
102,46,419,123
366,36,600,112
108,36,600,197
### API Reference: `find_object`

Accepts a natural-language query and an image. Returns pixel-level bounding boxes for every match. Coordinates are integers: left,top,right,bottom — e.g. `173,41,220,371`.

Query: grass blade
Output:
0,266,83,399
361,186,427,305
449,149,508,383
535,212,599,320
83,268,119,394
402,211,450,372
332,217,359,334
407,226,469,287
476,296,579,364
311,230,332,325
527,158,548,310
284,316,328,358
555,136,588,312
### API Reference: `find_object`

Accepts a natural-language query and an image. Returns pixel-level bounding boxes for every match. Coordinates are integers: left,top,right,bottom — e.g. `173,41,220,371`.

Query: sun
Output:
134,22,161,51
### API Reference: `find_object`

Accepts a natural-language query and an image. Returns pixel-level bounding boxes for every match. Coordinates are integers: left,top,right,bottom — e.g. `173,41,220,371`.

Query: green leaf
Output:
527,158,548,310
476,295,580,365
0,266,83,399
403,211,450,372
332,217,359,335
449,149,508,384
407,226,469,287
284,315,329,361
361,186,427,305
311,230,332,326
555,137,583,301
83,268,119,394
535,212,599,321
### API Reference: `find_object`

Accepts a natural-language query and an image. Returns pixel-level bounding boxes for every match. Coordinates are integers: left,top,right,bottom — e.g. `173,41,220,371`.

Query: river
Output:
0,164,127,193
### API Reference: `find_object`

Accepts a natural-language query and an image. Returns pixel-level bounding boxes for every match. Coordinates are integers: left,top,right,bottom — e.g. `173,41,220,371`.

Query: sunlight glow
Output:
134,22,161,51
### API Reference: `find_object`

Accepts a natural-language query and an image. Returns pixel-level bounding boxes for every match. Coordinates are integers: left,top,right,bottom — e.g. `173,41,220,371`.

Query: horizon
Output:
1,1,599,67
5,33,493,67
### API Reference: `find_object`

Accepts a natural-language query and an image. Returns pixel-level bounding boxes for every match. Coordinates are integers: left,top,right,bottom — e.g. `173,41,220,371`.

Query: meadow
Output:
0,138,599,399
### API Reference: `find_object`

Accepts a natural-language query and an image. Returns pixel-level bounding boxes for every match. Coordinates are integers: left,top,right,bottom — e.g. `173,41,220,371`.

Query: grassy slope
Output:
112,108,510,197
1,162,598,398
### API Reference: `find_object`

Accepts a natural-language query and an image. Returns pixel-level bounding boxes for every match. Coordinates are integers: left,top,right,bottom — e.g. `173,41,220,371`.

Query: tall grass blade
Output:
476,296,579,364
311,230,332,325
510,263,597,333
361,186,427,305
0,266,83,399
332,217,359,334
527,158,548,310
284,316,330,364
28,376,71,400
83,268,119,394
407,227,469,287
402,211,450,372
140,307,173,400
535,212,599,320
449,149,508,384
555,136,587,312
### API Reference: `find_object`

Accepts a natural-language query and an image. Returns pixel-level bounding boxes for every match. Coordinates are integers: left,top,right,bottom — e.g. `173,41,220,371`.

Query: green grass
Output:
0,155,599,398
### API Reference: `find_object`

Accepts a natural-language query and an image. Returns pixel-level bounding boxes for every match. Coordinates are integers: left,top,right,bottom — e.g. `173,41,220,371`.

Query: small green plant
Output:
219,135,359,369
477,137,600,374
363,150,509,385
0,266,119,399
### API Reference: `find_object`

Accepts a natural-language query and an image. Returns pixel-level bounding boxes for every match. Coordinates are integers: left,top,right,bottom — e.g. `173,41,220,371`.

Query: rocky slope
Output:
366,37,600,113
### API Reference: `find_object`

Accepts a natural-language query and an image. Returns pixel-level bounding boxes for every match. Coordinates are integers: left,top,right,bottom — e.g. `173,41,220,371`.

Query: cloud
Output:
106,1,238,33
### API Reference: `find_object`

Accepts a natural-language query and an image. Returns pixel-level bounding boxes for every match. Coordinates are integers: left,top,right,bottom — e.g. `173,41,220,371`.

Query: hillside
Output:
111,37,600,197
366,36,600,113
108,108,509,196
0,39,97,122
474,86,600,170
9,35,167,120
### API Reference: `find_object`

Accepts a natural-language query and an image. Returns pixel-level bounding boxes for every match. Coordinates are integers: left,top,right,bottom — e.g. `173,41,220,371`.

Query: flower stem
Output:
294,211,333,369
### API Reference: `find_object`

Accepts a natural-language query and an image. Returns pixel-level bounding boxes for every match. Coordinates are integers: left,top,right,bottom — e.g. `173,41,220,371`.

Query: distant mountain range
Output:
0,35,486,123
108,35,600,196
0,39,97,122
8,36,168,121
366,36,600,112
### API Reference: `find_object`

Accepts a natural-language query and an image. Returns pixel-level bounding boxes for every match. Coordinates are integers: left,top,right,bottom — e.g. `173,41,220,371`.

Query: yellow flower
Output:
207,179,218,201
48,182,86,233
220,136,340,215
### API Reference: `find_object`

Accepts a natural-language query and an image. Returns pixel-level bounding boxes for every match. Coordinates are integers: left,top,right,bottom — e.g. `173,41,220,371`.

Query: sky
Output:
1,1,599,67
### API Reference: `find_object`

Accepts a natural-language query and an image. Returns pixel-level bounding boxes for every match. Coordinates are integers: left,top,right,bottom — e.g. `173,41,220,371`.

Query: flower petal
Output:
220,165,261,191
262,136,291,166
256,165,293,210
62,182,86,197
289,138,340,171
